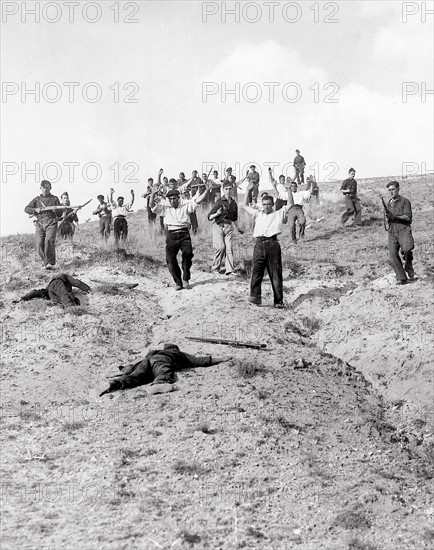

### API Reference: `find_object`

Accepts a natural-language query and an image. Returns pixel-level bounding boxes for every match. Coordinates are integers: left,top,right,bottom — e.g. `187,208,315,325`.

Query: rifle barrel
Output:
186,336,266,349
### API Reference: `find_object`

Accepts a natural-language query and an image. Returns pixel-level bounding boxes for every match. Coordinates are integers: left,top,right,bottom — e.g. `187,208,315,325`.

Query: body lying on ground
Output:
15,274,91,307
100,344,230,396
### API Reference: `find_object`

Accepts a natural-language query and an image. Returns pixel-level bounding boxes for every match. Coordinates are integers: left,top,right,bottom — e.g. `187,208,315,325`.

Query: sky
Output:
1,0,433,235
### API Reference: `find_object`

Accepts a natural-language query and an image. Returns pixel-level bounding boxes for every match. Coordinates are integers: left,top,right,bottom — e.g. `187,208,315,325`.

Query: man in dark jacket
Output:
15,274,91,307
24,180,62,269
340,167,362,226
100,344,230,396
385,181,415,285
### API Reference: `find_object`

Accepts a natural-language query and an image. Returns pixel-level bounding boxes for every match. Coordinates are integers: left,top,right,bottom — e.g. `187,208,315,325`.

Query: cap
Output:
166,189,180,198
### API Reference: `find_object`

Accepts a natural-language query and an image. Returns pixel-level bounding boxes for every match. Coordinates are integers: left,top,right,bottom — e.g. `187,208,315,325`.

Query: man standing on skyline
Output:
293,149,306,184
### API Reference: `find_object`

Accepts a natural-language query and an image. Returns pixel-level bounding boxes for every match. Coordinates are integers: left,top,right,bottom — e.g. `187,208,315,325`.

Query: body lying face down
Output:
100,344,230,396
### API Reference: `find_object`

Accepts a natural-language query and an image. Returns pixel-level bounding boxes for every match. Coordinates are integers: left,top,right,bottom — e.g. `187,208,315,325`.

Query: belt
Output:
216,221,233,226
114,215,126,219
256,235,277,242
168,227,189,233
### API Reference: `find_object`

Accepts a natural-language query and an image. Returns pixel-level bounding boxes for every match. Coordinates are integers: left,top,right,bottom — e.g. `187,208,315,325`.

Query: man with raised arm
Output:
242,184,294,308
109,188,135,246
151,173,211,290
25,180,62,270
269,168,289,211
93,194,112,241
287,180,312,243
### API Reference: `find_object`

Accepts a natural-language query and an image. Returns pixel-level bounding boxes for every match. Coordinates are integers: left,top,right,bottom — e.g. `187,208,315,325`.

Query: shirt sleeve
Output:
24,197,38,214
186,198,199,213
340,180,348,191
207,201,220,220
181,352,213,367
403,198,412,222
152,203,164,214
243,205,259,217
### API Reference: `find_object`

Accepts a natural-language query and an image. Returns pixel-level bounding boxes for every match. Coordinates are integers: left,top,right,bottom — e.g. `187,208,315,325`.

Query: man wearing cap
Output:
177,171,199,234
293,150,306,184
208,180,244,276
99,344,231,396
242,185,294,308
385,180,415,285
340,168,362,227
245,165,260,205
151,180,211,290
109,188,135,246
93,195,112,241
24,180,62,269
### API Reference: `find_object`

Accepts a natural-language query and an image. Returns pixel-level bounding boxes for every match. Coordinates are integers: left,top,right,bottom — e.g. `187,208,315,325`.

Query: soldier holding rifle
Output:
383,181,415,285
24,180,62,270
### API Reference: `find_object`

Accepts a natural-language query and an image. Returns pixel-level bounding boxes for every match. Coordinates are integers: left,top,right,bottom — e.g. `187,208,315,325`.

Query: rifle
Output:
58,199,92,228
186,336,267,350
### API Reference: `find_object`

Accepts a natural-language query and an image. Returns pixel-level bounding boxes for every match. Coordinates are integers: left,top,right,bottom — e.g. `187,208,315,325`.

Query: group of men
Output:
24,157,416,297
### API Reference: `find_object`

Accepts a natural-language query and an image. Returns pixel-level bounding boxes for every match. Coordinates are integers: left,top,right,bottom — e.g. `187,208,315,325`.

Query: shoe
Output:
147,383,175,395
274,302,285,309
407,276,418,283
183,280,190,289
175,285,183,291
396,280,407,285
248,296,261,306
45,264,54,270
99,379,122,397
225,272,235,277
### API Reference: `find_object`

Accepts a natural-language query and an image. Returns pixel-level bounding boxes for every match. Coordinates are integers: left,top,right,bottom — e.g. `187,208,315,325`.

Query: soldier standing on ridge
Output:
25,180,62,270
293,149,306,184
385,180,416,285
340,167,362,227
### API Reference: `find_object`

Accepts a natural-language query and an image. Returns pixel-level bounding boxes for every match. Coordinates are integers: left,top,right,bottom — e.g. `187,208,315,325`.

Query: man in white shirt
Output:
269,168,289,211
151,180,211,290
242,186,294,308
109,188,135,247
287,181,311,243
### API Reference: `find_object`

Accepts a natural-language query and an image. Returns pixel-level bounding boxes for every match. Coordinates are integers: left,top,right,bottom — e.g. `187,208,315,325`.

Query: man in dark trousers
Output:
385,181,415,285
109,188,135,246
15,274,91,307
25,180,62,269
340,167,362,226
242,185,294,308
93,195,112,241
151,180,211,290
245,165,260,205
293,149,306,184
208,180,244,275
99,344,230,396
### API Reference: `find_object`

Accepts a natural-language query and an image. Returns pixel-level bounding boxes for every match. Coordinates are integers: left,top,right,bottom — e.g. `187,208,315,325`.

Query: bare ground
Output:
1,177,433,549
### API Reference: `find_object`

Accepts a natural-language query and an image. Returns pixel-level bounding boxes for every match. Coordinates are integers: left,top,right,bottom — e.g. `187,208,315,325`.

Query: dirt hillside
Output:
1,177,433,549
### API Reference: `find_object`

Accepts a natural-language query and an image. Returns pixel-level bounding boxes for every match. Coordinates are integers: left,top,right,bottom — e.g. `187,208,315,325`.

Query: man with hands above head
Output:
151,170,211,290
